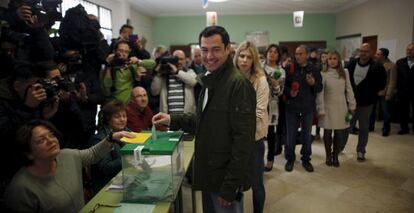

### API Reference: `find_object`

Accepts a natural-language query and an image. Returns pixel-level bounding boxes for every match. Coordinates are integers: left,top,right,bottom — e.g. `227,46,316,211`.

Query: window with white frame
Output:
51,0,112,41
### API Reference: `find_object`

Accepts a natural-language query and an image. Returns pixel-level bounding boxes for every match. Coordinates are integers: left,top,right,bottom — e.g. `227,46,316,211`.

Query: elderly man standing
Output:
396,43,414,135
153,26,256,213
283,45,323,173
347,43,386,161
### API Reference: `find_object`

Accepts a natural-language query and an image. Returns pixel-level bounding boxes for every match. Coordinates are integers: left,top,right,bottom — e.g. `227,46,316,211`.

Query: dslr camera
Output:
155,55,179,75
110,53,130,69
13,0,62,27
36,76,76,102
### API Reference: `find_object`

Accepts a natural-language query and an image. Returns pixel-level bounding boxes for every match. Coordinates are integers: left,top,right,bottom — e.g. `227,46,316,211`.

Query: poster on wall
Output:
336,34,362,61
246,31,269,53
293,11,304,27
206,11,217,26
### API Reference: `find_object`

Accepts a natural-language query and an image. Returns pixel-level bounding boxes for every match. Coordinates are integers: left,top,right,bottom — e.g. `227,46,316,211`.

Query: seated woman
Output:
88,99,129,192
4,119,132,212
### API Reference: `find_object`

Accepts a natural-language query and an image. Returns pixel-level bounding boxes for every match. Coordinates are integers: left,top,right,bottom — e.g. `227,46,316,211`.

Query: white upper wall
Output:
88,0,129,38
129,8,154,53
88,0,154,53
336,0,414,61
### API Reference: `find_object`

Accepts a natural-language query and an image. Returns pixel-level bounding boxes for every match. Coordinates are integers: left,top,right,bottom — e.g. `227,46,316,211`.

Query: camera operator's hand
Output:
74,83,88,102
168,63,178,75
16,5,32,23
154,64,162,76
24,84,47,108
58,90,71,102
136,66,147,79
26,15,43,28
42,97,59,119
129,56,139,64
106,53,115,65
135,39,144,50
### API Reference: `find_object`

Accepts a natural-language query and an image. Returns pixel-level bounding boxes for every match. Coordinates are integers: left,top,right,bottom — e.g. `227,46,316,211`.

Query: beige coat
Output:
252,75,270,140
378,58,397,100
317,68,356,129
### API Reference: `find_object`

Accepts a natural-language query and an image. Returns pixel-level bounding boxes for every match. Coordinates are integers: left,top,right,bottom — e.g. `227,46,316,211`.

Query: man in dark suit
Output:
396,43,414,135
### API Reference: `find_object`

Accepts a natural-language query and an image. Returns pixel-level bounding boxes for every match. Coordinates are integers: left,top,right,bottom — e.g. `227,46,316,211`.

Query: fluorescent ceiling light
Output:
210,0,229,2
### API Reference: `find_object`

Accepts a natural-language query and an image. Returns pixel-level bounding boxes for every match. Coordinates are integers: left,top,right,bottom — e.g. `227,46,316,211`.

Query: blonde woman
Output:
234,41,269,213
317,51,356,167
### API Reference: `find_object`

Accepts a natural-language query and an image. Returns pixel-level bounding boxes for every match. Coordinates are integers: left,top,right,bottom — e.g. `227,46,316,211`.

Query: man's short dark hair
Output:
198,26,230,47
379,48,389,58
12,61,44,82
33,61,58,78
114,40,130,52
119,24,133,34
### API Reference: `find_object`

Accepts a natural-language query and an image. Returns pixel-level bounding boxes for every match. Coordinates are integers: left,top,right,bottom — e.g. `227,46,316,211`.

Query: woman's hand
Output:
112,131,135,141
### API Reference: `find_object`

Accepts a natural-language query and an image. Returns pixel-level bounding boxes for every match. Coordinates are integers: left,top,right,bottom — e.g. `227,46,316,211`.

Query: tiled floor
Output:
182,123,414,213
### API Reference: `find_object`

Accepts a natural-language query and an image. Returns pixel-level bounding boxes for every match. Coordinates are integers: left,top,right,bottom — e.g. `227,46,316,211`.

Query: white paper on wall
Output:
206,11,217,26
293,11,304,27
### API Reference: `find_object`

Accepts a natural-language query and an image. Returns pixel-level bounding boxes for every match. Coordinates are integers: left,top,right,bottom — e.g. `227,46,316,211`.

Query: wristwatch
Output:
108,131,116,143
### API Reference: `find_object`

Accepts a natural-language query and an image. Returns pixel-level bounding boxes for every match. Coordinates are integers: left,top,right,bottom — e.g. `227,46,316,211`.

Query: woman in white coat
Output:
317,51,356,167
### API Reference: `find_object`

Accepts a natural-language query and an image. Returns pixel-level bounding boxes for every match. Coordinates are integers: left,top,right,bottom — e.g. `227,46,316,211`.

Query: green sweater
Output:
5,139,111,213
101,64,137,104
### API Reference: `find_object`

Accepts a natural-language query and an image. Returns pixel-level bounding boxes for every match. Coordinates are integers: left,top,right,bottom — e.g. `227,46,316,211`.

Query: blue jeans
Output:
285,111,313,162
202,191,244,213
252,139,265,213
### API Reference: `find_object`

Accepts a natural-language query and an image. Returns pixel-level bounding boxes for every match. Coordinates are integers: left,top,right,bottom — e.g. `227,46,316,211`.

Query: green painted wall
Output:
154,13,336,49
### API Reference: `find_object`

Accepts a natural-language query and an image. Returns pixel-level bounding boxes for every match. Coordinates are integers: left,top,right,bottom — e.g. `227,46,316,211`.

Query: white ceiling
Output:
127,0,368,17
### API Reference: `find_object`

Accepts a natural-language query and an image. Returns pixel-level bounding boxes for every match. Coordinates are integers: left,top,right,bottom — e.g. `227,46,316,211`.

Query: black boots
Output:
332,136,340,167
324,132,340,167
324,134,333,166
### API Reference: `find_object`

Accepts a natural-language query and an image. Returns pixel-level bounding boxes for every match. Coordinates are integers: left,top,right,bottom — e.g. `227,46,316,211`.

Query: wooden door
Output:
362,35,378,55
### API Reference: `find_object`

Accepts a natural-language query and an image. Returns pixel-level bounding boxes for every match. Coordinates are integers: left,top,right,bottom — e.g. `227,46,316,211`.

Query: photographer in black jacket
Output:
0,61,59,197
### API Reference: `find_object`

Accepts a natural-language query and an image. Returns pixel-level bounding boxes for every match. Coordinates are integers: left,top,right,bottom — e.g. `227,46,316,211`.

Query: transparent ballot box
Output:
120,131,184,203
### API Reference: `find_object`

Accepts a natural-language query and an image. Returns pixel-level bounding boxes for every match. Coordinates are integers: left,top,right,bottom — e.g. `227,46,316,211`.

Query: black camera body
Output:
15,0,62,27
36,76,76,101
111,54,130,69
155,56,179,75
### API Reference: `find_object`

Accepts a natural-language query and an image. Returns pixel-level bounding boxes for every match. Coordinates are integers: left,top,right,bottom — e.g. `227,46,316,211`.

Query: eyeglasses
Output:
89,203,121,213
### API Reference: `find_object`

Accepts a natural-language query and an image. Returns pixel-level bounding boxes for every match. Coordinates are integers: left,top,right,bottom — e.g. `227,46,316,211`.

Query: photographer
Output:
0,61,58,194
101,40,150,104
47,51,103,149
109,25,150,60
151,50,197,114
1,0,57,63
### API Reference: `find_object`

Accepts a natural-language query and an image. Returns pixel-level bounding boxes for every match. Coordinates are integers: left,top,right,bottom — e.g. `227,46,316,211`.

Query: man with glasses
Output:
101,41,147,104
151,50,197,115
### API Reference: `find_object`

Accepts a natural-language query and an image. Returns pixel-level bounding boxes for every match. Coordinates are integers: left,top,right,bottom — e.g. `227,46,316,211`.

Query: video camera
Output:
36,76,76,101
13,0,62,28
155,55,179,75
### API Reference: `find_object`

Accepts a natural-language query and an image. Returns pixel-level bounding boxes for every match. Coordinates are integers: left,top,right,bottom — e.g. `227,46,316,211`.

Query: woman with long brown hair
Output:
317,51,356,167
